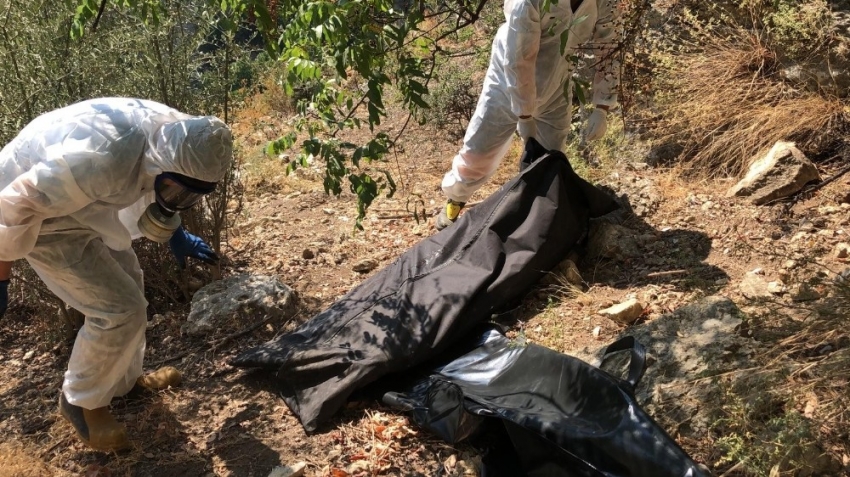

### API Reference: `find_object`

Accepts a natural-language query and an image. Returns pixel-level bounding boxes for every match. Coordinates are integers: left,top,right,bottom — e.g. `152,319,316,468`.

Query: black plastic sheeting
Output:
230,139,619,432
382,327,709,477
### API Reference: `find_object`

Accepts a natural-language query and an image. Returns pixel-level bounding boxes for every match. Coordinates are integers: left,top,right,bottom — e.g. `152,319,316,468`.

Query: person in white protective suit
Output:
0,97,233,451
436,0,622,230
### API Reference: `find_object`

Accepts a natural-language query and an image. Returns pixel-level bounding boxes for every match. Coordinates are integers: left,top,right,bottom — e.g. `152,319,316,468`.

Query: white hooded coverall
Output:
442,0,622,203
0,98,232,410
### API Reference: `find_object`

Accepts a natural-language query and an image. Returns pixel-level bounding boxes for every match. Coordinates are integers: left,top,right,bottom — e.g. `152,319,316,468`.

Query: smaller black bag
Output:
382,327,709,477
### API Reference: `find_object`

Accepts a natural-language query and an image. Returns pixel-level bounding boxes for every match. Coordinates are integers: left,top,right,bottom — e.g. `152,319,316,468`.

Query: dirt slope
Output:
1,106,849,476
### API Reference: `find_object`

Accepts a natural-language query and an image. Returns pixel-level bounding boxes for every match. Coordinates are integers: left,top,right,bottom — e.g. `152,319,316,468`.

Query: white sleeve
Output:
503,0,541,118
0,153,93,261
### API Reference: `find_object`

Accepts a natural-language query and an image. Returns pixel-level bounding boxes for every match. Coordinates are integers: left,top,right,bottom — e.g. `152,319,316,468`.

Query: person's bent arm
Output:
0,160,93,261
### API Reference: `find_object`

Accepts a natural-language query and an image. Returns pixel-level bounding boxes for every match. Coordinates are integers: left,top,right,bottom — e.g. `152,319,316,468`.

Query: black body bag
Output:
382,327,709,477
231,139,619,432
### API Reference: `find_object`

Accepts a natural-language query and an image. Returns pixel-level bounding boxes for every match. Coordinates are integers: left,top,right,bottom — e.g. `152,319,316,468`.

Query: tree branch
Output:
91,0,108,33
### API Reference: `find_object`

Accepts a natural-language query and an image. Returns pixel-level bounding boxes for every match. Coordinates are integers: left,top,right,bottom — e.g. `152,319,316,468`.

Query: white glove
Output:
584,108,608,142
517,116,538,143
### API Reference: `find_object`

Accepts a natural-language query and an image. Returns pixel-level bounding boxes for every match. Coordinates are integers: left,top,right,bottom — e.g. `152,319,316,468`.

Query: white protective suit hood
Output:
0,97,233,261
146,115,233,183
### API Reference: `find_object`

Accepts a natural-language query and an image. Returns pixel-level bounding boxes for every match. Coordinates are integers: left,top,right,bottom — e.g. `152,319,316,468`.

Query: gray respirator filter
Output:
137,204,181,243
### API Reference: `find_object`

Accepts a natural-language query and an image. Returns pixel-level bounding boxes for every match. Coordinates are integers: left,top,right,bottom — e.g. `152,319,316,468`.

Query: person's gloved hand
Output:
0,280,9,319
517,116,538,143
584,107,608,142
169,227,219,269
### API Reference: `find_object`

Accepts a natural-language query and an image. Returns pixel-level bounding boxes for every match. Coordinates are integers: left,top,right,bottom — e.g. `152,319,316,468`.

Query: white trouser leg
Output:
27,225,147,410
441,63,517,203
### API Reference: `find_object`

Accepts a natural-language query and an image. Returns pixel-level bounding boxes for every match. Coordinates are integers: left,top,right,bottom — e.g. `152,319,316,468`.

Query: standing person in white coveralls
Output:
0,98,233,451
436,0,622,230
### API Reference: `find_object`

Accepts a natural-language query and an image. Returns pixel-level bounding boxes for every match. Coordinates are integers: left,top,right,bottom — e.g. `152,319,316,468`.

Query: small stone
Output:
352,259,379,273
740,272,771,299
23,350,35,360
592,326,601,337
767,281,786,294
557,259,582,288
598,298,644,325
791,231,809,242
783,260,797,269
701,201,713,211
790,283,821,302
302,249,315,260
834,242,850,259
347,461,370,474
268,462,307,477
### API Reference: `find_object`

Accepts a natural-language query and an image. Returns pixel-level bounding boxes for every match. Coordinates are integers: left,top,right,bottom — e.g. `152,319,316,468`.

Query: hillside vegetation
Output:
1,1,849,476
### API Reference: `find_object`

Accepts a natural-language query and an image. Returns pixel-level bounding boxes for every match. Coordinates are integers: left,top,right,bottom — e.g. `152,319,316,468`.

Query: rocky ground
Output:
1,110,849,476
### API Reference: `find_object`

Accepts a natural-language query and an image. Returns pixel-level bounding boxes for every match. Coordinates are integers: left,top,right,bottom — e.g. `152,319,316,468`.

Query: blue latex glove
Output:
0,280,8,318
169,227,219,269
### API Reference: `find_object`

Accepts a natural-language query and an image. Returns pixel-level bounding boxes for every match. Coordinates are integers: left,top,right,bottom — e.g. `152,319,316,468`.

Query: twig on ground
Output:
148,311,300,367
645,269,688,278
210,311,299,351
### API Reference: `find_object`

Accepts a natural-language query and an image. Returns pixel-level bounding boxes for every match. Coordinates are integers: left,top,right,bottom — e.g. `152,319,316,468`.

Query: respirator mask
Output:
138,172,217,243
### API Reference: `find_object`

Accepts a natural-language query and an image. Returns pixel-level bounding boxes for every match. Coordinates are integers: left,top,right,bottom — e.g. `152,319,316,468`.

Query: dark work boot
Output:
58,392,129,451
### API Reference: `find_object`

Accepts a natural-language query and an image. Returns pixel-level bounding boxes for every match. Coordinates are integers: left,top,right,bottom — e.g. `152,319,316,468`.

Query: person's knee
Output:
84,294,147,332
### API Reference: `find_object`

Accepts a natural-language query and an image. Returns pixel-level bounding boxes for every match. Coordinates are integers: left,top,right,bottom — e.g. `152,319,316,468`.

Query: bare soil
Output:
2,108,849,477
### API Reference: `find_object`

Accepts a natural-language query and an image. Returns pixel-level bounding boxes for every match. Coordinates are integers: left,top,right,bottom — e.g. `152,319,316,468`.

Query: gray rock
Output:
727,141,821,205
184,274,296,336
586,221,641,261
834,242,849,259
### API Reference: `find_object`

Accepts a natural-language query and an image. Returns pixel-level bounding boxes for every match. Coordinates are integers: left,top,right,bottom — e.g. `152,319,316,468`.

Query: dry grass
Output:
656,30,843,177
707,276,850,475
0,442,56,477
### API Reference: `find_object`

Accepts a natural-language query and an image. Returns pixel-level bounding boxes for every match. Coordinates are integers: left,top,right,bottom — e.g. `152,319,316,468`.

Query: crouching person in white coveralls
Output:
0,97,233,451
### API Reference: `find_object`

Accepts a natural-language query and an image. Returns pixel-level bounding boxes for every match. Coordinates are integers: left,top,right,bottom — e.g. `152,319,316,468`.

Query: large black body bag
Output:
231,139,619,432
382,327,709,477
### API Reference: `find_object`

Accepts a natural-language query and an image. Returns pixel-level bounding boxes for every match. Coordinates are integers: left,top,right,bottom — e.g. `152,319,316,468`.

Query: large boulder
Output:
183,274,296,336
727,141,821,205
